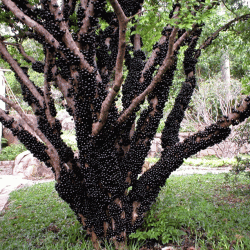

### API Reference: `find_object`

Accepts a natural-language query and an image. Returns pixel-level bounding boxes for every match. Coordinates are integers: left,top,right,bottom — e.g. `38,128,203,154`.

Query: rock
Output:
62,117,75,130
148,137,162,157
13,151,54,178
14,150,30,170
0,161,15,175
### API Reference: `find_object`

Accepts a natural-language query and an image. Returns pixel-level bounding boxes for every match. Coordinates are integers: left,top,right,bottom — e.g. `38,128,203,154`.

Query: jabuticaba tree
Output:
0,0,250,248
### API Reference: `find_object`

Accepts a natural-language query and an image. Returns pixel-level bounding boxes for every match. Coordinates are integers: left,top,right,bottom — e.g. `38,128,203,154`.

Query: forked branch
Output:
92,0,129,135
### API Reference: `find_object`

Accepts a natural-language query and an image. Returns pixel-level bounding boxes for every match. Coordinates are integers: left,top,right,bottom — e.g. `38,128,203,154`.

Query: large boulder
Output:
13,151,54,179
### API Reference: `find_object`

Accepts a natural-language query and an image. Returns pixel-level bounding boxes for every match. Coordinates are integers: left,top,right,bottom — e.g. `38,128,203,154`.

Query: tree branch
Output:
198,13,250,53
48,0,63,20
2,0,61,51
117,27,179,124
130,95,250,227
43,49,57,127
51,65,76,117
0,109,60,179
161,31,201,148
2,0,96,76
78,0,95,36
110,0,129,21
0,39,45,108
91,0,129,136
139,35,167,84
17,43,36,63
80,0,88,10
0,96,61,179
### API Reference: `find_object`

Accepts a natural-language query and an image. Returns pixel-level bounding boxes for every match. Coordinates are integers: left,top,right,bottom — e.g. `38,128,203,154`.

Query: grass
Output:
183,157,237,168
0,182,142,250
146,154,250,169
0,174,249,249
133,173,250,249
183,154,250,168
0,182,91,250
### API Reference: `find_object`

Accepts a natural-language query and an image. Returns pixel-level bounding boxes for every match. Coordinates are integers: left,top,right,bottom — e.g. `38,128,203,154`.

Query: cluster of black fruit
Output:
118,40,180,190
161,29,202,149
0,113,51,167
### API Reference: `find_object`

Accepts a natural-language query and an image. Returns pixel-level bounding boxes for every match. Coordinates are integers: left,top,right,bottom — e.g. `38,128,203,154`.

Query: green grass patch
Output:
183,157,237,168
0,182,142,250
131,173,250,249
183,154,250,168
0,182,92,249
1,174,249,249
147,155,250,169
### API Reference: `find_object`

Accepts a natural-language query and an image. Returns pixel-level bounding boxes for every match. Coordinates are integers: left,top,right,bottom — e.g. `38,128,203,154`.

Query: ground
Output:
0,162,236,250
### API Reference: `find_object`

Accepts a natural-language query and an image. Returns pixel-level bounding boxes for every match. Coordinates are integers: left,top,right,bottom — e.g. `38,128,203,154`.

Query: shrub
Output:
224,155,250,185
0,143,26,161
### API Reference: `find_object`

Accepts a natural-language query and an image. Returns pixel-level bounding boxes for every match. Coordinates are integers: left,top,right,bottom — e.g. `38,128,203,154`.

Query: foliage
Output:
230,117,250,146
131,0,215,52
186,76,242,126
184,156,238,168
129,203,186,244
181,76,250,158
196,3,250,83
145,157,159,164
0,143,26,161
4,69,44,113
1,137,8,148
224,155,250,185
61,130,78,152
130,173,250,249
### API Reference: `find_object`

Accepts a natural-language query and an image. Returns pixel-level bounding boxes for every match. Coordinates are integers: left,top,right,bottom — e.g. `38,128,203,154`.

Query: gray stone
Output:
13,151,54,178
